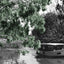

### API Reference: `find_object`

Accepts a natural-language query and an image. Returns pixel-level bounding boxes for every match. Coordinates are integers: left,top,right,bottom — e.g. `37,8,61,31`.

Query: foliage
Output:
0,0,50,52
22,36,41,49
41,2,64,43
28,13,46,33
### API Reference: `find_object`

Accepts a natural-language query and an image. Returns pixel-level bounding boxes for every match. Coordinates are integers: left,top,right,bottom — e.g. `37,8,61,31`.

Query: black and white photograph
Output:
0,0,64,64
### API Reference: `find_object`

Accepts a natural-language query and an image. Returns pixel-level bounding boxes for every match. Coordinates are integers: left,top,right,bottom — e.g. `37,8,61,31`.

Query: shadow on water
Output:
36,53,64,59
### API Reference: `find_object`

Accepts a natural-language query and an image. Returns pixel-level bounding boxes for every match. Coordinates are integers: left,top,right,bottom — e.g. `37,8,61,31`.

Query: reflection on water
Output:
36,53,64,64
0,49,19,64
3,59,16,64
0,48,39,64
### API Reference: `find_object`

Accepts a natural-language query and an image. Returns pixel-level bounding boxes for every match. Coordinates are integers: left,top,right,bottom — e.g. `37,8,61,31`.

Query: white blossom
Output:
7,19,10,22
18,18,26,27
28,21,35,35
14,4,19,9
38,8,43,15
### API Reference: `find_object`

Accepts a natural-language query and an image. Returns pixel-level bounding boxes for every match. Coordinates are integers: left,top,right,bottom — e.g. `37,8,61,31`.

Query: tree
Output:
0,0,50,51
39,0,64,43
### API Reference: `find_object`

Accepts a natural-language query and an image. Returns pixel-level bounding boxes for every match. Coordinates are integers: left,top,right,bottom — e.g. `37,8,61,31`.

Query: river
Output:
37,55,64,64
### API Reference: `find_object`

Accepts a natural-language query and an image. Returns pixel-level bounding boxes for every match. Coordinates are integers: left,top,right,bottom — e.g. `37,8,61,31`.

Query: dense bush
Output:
0,0,50,51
